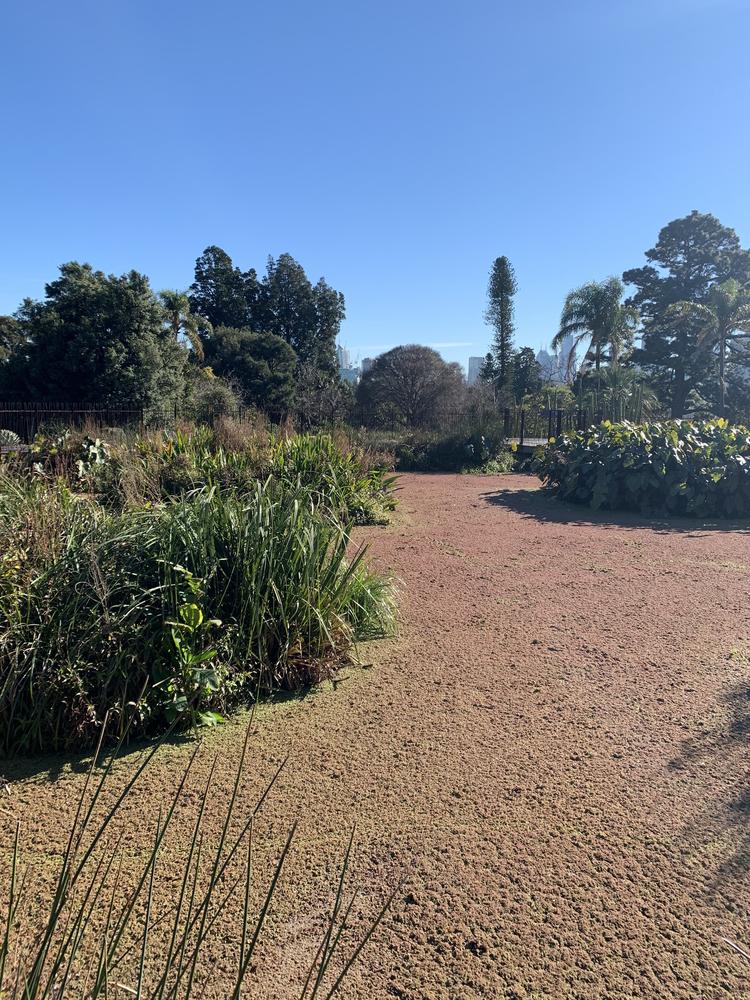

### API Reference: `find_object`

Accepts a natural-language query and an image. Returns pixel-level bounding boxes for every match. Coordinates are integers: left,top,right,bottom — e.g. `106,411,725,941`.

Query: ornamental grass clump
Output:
270,433,398,525
0,478,395,754
535,418,750,517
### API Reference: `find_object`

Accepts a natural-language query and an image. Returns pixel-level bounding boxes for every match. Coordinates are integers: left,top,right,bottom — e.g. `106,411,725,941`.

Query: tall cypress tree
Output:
485,256,517,385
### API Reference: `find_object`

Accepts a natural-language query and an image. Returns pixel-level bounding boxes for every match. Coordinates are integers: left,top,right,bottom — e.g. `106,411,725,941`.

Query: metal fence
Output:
0,399,602,446
0,401,145,442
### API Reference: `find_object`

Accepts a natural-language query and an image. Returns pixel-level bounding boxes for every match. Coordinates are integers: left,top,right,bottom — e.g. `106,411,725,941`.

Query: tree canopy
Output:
356,345,464,427
625,211,750,416
0,263,187,412
553,277,638,375
202,326,297,418
484,256,517,385
189,246,343,375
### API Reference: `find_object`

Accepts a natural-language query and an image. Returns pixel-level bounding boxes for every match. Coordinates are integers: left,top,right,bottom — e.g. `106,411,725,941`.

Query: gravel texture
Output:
3,473,750,998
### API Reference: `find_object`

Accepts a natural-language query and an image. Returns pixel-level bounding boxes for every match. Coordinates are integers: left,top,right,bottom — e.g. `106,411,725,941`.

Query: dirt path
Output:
5,473,750,998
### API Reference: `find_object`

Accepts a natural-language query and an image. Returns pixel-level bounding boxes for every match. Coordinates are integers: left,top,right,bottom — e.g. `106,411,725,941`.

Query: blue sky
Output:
2,0,749,373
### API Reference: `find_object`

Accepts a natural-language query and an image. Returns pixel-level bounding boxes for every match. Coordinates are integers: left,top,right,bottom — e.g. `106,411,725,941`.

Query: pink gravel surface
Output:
4,473,750,998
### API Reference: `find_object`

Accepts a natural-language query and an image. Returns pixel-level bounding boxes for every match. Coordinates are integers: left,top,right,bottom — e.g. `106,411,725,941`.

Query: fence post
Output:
547,409,553,440
555,409,563,439
519,409,525,448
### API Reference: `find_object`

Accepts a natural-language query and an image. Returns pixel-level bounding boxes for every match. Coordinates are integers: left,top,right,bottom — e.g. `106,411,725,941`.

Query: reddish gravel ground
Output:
4,473,750,999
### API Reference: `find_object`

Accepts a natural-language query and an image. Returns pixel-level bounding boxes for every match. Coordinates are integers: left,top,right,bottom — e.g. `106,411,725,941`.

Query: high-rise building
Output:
336,344,351,369
467,356,484,386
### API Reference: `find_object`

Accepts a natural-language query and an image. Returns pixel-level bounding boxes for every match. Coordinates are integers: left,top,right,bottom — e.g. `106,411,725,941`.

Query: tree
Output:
202,326,296,418
189,246,251,330
3,262,186,412
510,347,543,403
485,257,517,385
553,278,638,375
295,362,354,428
0,316,23,368
263,255,342,374
190,248,344,376
478,352,497,384
625,211,750,416
356,345,465,428
665,279,750,416
160,289,207,360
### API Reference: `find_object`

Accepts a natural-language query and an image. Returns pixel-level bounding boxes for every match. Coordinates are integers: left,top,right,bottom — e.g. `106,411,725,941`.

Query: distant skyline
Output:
2,0,749,368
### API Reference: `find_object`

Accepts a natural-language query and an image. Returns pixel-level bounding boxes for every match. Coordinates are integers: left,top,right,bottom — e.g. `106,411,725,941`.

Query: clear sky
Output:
2,0,749,372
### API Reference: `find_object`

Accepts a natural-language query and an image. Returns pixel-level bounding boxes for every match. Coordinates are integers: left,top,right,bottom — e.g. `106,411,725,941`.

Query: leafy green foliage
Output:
3,424,398,526
0,426,398,753
553,277,638,375
270,433,398,525
0,477,395,753
189,246,344,375
0,429,21,449
0,263,187,414
535,418,750,517
626,211,750,416
203,325,297,417
392,427,512,473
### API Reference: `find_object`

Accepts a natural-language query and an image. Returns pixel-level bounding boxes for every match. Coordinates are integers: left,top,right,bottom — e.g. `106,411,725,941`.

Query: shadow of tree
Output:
481,486,750,535
670,677,750,887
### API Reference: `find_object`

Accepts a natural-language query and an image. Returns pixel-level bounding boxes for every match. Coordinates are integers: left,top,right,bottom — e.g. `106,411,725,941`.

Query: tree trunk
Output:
670,362,689,418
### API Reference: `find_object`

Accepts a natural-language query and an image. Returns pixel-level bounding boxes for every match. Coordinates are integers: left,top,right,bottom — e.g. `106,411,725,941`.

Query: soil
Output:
4,473,750,999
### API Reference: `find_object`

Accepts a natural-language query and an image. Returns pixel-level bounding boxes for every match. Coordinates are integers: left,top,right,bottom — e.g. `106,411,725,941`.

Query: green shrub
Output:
10,426,397,525
270,433,398,525
0,478,395,754
535,418,750,517
393,428,511,473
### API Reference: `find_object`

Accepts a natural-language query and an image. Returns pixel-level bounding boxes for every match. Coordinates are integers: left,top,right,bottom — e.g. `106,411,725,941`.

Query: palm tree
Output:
160,290,207,361
553,278,639,377
597,365,657,422
666,279,750,417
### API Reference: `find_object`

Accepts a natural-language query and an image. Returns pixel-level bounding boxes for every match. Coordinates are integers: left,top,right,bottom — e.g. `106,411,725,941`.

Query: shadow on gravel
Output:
670,678,750,886
0,730,200,786
482,487,750,535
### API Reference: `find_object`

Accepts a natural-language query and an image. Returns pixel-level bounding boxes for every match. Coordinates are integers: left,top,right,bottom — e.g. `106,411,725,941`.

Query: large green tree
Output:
263,255,342,374
666,279,750,416
189,247,343,375
188,246,252,330
356,345,465,428
202,326,297,417
1,263,186,411
485,257,517,385
510,347,543,403
553,277,638,376
625,211,750,416
0,316,23,367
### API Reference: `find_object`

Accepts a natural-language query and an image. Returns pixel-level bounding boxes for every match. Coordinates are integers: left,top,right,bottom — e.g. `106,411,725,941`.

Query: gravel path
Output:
4,473,750,998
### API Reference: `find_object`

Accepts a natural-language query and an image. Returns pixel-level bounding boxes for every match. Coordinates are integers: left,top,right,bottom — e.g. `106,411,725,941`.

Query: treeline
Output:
478,211,750,423
0,247,349,421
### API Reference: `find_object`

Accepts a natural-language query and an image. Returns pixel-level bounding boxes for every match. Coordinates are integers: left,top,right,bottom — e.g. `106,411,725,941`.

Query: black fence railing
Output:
501,407,595,445
0,401,145,442
0,400,605,446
